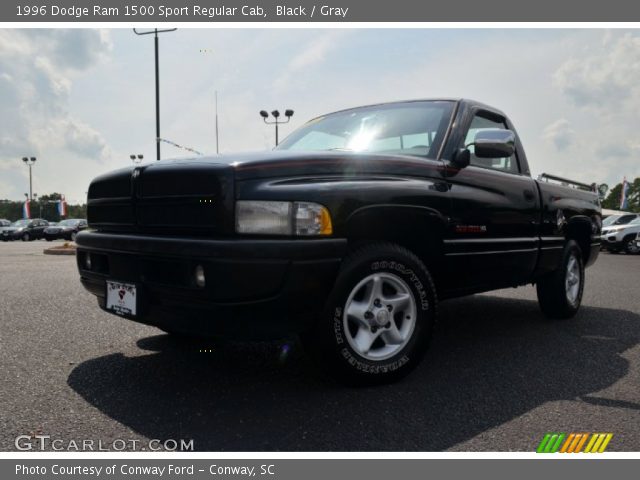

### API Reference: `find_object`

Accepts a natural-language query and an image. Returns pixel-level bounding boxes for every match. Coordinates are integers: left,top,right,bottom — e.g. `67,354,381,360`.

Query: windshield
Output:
11,220,29,227
59,219,80,227
276,101,455,159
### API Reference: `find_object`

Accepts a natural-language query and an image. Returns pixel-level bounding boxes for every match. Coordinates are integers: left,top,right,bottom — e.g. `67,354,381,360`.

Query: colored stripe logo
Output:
537,433,613,453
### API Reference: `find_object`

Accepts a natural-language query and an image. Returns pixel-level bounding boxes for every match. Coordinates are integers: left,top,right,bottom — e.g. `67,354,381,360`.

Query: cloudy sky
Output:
1,28,639,204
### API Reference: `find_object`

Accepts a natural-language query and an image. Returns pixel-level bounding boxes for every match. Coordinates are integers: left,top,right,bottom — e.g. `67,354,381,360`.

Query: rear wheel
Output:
536,240,584,319
21,232,30,242
304,243,437,385
70,232,77,242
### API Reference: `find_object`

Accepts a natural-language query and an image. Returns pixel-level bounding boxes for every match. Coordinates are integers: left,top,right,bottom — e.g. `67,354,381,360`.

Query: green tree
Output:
0,194,87,222
602,178,640,212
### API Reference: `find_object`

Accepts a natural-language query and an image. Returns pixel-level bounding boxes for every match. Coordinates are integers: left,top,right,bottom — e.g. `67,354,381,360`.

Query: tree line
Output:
0,193,86,222
601,177,640,213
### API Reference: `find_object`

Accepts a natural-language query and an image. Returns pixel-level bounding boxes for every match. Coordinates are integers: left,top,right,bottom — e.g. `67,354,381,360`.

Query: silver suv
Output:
601,214,640,254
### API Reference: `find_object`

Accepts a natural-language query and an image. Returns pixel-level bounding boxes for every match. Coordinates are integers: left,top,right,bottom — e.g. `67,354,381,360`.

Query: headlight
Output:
236,201,333,236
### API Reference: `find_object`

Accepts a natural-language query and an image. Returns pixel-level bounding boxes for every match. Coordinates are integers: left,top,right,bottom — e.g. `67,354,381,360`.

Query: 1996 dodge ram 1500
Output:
76,99,601,384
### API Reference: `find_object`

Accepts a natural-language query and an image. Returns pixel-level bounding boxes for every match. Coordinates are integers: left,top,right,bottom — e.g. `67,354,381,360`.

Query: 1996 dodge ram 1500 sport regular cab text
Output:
76,99,601,384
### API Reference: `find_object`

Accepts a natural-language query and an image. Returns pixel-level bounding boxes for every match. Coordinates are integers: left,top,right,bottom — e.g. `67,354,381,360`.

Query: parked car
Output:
44,219,88,241
0,219,10,227
76,98,601,385
601,213,639,232
601,216,640,254
1,219,49,241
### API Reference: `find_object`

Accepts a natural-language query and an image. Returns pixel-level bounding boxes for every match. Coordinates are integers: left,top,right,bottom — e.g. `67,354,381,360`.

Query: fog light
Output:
85,253,92,270
195,265,206,288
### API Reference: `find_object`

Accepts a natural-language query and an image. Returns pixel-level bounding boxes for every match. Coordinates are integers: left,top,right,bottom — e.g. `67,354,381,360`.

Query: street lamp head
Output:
24,193,28,198
285,109,294,118
130,155,136,160
137,154,144,160
271,110,280,119
259,110,269,119
30,157,36,163
22,157,28,163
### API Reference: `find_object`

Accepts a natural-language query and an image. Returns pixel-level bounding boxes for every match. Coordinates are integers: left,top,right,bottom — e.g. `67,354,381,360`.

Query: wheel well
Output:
344,207,445,269
566,220,591,263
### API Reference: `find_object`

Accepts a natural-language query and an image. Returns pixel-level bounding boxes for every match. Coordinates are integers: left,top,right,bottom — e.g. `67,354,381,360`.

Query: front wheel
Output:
624,236,640,254
21,233,30,242
304,243,437,386
536,240,584,319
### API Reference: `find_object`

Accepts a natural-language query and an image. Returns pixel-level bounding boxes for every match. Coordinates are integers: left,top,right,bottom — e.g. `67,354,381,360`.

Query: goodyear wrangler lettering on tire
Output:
340,347,409,374
305,242,437,386
333,307,344,344
371,261,429,310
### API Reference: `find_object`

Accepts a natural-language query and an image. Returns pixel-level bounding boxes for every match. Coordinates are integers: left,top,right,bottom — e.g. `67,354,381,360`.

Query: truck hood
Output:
159,150,441,181
86,150,442,235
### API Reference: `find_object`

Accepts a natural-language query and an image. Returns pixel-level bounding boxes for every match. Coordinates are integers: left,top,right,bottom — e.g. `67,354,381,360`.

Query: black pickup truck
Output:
76,99,601,384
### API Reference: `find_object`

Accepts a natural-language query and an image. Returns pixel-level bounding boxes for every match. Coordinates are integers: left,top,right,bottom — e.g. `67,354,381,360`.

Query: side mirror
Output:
451,148,471,169
472,129,516,158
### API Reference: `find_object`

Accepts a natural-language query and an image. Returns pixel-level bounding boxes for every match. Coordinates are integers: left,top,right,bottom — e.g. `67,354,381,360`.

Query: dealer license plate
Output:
106,281,137,317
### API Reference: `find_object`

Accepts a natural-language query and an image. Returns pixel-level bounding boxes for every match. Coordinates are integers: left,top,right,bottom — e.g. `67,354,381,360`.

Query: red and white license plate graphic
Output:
106,281,137,316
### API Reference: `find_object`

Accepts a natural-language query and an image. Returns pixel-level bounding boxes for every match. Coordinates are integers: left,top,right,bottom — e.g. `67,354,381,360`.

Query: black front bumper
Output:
76,231,347,338
44,231,69,240
1,231,19,240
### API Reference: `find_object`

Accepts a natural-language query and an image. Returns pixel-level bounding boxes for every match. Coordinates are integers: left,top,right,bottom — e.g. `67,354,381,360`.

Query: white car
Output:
601,215,640,254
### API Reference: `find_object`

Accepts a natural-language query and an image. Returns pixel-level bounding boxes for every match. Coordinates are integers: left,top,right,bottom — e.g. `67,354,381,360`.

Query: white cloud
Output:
542,119,574,151
0,29,112,202
274,31,350,90
554,32,640,111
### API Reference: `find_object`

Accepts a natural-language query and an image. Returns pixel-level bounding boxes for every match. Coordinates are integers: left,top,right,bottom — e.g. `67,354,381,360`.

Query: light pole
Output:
21,157,36,200
33,193,42,218
130,154,144,164
133,28,177,161
260,109,294,146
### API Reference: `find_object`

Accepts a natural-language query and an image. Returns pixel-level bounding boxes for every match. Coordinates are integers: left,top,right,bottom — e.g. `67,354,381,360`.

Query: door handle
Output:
523,189,536,202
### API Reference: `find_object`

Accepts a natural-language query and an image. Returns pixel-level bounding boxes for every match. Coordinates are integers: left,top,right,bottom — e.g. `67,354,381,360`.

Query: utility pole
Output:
133,28,177,161
215,90,220,154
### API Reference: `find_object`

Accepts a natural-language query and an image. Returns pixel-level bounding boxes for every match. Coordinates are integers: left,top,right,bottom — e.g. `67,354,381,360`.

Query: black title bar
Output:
2,0,640,22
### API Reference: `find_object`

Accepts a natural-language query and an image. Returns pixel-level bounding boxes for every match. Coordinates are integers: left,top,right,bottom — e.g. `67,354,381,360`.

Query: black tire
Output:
70,232,77,242
536,240,584,319
623,235,640,255
304,243,437,386
46,237,52,242
21,233,30,242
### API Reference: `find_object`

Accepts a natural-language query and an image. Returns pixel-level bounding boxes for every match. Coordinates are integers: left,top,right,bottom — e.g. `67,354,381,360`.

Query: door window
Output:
463,113,520,174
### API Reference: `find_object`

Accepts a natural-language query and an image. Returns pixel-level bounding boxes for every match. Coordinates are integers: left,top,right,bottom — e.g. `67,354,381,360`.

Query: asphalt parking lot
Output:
0,241,638,452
